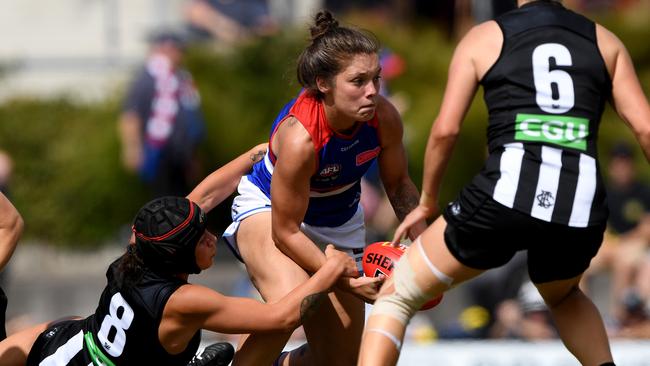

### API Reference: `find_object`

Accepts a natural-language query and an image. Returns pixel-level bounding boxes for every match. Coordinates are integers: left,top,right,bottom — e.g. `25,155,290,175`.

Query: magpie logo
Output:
536,190,555,209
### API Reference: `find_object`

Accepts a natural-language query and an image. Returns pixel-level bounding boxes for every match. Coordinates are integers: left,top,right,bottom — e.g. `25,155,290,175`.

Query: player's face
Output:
327,53,381,122
195,230,217,270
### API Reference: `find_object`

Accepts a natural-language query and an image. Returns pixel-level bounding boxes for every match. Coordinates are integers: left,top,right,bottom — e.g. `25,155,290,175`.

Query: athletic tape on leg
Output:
416,237,453,287
367,328,402,350
371,239,454,325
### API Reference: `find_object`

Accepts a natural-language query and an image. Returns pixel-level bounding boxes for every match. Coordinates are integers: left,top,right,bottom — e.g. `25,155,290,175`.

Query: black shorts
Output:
26,320,92,366
442,184,605,284
0,287,7,340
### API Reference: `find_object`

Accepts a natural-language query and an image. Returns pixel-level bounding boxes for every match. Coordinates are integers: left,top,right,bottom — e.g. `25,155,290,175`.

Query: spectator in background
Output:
582,142,650,322
0,192,23,341
118,31,205,198
489,281,557,340
184,0,278,46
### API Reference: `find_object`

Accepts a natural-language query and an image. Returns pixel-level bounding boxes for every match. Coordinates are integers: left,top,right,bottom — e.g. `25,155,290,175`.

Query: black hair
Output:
296,10,380,99
117,246,145,288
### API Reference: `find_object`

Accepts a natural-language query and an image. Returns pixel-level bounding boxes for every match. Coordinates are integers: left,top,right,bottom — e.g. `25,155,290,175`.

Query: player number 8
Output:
97,292,135,357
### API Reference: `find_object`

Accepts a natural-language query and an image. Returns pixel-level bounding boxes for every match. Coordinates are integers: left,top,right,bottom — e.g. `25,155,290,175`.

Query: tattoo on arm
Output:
300,292,326,322
388,184,420,221
250,149,266,163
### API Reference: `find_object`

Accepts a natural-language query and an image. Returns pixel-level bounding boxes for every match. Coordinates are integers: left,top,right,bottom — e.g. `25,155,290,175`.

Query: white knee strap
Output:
415,237,453,287
366,328,402,350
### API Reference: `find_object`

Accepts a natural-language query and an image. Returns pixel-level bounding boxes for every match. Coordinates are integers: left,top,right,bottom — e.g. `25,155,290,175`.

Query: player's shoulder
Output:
273,116,314,159
375,95,398,120
374,95,403,131
594,23,626,73
463,21,502,45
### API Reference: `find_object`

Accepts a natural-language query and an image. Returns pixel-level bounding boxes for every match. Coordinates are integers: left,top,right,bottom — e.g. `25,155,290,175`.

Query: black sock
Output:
599,363,615,366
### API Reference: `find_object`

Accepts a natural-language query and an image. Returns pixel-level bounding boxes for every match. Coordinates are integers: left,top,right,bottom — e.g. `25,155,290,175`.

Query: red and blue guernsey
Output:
247,90,382,227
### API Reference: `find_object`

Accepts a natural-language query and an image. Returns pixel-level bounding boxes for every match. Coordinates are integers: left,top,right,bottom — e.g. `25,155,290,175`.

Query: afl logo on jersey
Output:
319,164,341,178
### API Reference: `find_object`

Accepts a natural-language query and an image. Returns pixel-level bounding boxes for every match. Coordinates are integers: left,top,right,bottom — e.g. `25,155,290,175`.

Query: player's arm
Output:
597,24,650,161
168,245,348,334
392,23,488,243
270,117,335,273
375,96,427,240
271,118,381,300
187,143,268,212
0,192,23,272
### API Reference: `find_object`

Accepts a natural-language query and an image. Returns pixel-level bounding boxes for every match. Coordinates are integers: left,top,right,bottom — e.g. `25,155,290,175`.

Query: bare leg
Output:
0,321,49,366
232,213,308,366
233,212,365,366
359,217,483,366
536,277,613,366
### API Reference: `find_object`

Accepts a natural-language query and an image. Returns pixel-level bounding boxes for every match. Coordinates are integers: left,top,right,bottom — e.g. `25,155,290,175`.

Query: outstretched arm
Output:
391,23,485,244
187,143,267,212
165,245,349,336
375,96,427,241
597,24,650,161
0,192,23,272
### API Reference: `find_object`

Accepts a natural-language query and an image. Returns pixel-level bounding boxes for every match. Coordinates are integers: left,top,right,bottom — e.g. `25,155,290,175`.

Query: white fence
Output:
394,340,650,366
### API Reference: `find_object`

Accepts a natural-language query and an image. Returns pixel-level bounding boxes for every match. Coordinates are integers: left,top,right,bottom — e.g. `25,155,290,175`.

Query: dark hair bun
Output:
310,10,338,41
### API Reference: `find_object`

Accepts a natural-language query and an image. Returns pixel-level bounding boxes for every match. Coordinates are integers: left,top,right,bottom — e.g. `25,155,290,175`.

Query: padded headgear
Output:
132,196,206,274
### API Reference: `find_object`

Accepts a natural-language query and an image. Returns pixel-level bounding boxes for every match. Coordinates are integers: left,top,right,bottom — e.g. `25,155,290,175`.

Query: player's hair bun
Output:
310,10,338,41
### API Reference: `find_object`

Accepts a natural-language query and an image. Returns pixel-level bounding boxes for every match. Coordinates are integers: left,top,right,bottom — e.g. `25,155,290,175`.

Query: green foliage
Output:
0,98,146,246
1,14,649,246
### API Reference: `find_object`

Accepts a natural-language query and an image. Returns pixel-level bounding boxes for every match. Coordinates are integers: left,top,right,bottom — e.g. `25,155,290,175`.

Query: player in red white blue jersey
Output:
221,10,426,366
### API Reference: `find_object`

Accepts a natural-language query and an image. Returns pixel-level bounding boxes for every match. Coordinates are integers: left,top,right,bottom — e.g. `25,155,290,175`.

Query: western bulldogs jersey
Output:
246,90,381,227
472,1,611,227
28,258,200,366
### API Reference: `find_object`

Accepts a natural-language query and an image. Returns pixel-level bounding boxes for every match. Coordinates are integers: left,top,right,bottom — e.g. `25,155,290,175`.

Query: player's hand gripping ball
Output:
362,241,443,310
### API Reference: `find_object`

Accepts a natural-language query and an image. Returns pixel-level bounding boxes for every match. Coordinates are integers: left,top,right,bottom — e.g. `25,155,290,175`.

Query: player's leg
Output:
0,321,50,366
299,286,365,366
232,212,311,366
531,223,613,366
359,216,483,366
272,288,365,366
535,276,613,366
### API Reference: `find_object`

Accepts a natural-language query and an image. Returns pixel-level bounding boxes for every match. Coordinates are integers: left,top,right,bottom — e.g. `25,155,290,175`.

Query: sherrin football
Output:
362,241,443,310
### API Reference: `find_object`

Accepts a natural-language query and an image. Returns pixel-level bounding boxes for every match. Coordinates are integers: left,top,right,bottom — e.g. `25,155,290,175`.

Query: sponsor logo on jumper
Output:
536,190,555,209
356,147,381,166
515,113,589,151
341,139,360,152
319,164,341,178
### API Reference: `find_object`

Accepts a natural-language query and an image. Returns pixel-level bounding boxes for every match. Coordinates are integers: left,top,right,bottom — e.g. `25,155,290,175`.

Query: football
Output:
362,241,443,310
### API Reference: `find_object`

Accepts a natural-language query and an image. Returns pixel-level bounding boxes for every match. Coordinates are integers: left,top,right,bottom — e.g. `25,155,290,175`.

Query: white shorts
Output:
223,177,367,271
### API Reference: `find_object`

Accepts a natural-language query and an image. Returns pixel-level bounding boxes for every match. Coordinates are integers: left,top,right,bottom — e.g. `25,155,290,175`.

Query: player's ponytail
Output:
297,10,380,99
117,245,145,288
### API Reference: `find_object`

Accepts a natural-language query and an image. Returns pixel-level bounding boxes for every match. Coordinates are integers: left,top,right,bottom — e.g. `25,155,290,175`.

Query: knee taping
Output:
366,328,402,351
416,237,453,287
371,242,452,325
